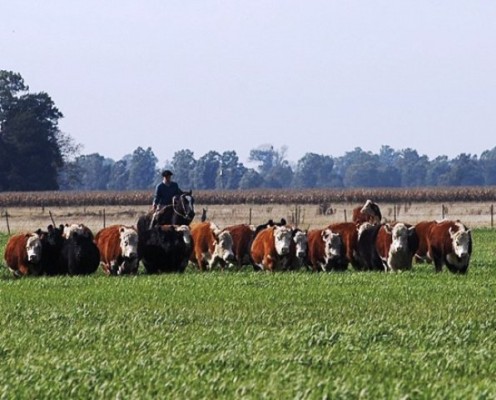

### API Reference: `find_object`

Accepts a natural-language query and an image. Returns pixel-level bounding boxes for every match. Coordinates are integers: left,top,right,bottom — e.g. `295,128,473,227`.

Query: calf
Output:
307,228,347,272
190,222,235,271
352,199,382,225
95,225,139,275
223,224,256,267
250,225,293,271
4,232,43,277
139,224,193,274
426,220,472,274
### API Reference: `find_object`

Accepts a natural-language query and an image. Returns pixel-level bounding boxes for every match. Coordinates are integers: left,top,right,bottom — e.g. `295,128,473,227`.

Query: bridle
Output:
172,195,194,221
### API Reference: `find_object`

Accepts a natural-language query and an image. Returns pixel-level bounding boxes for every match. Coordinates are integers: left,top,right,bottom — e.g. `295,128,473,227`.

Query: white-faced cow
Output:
352,199,382,225
423,220,472,274
326,222,361,270
95,225,139,275
375,223,419,272
4,232,43,277
190,222,235,271
250,225,293,271
60,225,100,275
307,228,347,272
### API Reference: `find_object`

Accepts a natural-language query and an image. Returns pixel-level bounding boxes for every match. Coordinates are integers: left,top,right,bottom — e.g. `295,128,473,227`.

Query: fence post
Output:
4,210,10,235
344,209,347,223
441,204,445,219
103,208,106,228
393,205,397,221
249,208,252,225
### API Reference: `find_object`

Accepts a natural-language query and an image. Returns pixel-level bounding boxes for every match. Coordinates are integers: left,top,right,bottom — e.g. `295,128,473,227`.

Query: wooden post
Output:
344,209,347,223
393,205,397,221
4,210,10,235
103,208,106,228
249,208,252,225
441,204,445,219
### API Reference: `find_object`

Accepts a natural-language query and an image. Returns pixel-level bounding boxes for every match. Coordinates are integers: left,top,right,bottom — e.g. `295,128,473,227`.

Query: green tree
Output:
293,153,337,188
239,169,263,189
216,151,246,189
0,70,78,191
170,149,196,189
107,158,130,190
127,147,158,189
192,151,221,189
480,147,496,185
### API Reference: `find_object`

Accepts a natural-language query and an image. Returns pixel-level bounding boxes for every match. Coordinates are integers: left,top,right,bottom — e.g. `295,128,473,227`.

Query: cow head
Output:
176,225,192,245
449,224,471,258
273,226,292,256
63,223,93,239
293,230,308,260
119,227,138,259
389,223,411,253
360,200,382,224
322,229,343,259
210,222,235,265
26,233,42,263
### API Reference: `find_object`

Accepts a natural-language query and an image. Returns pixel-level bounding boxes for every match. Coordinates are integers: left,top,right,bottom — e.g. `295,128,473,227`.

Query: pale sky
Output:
2,1,496,166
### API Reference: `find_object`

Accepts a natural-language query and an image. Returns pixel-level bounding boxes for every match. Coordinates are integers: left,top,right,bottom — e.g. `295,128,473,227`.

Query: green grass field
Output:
1,231,496,399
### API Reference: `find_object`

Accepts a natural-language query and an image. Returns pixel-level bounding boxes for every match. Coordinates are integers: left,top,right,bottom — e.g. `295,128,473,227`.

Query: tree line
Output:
2,70,496,192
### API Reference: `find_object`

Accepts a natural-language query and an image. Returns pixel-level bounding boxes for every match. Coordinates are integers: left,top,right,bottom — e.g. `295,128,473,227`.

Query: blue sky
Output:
2,1,495,166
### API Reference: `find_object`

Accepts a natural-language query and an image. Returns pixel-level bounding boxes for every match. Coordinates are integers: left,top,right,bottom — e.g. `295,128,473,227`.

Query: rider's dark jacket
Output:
152,181,183,208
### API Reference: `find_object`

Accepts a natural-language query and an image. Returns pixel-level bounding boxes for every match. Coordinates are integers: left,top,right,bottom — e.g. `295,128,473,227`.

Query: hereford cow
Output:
223,224,256,267
280,228,309,270
423,220,472,274
190,222,235,271
375,223,419,272
250,225,293,271
139,224,192,274
4,232,43,277
95,225,139,275
326,222,360,270
60,226,100,275
352,199,382,225
307,228,347,272
356,222,418,272
63,223,94,240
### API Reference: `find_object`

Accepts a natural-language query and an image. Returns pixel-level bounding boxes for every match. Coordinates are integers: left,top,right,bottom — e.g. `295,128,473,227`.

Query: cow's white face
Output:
176,225,192,245
322,229,342,258
213,231,235,262
274,226,292,256
119,227,138,259
390,223,409,253
26,234,42,263
450,225,471,258
63,223,87,239
293,230,308,259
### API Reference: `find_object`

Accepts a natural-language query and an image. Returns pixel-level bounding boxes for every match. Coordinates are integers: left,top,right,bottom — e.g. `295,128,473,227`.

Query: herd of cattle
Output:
3,198,473,277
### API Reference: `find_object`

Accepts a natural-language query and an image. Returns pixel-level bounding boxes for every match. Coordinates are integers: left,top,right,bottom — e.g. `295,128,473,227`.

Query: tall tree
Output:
170,149,196,189
0,70,78,191
293,153,337,188
216,151,246,190
127,147,158,189
191,151,221,189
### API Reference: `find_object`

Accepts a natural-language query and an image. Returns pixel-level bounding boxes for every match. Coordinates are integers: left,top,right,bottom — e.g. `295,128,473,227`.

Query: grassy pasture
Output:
1,230,496,399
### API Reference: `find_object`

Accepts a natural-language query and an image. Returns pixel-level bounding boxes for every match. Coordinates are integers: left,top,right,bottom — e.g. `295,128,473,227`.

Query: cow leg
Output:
263,254,274,271
430,250,444,272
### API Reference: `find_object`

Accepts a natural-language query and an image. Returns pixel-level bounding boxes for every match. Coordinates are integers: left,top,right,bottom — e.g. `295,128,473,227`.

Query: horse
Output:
137,191,195,232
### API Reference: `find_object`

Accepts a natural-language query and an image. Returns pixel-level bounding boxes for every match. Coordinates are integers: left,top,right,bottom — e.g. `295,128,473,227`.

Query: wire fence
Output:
1,202,494,235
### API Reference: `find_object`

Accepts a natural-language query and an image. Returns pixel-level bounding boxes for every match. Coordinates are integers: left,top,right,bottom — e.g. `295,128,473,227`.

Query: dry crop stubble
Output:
1,201,495,234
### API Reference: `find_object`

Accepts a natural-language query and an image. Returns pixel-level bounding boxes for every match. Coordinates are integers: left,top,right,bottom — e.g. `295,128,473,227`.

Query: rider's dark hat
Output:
161,170,173,177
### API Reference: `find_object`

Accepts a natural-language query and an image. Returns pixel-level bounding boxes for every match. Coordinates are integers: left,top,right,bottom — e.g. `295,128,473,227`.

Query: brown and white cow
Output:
190,222,235,271
421,220,472,274
352,199,382,225
94,225,139,275
326,222,360,270
375,223,419,272
223,224,256,267
307,228,347,272
250,225,293,271
4,232,43,277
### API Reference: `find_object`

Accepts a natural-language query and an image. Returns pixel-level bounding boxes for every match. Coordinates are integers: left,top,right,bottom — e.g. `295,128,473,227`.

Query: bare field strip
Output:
1,201,495,234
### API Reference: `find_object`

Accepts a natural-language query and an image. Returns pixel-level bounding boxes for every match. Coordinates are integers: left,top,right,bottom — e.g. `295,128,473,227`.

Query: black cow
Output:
36,224,66,276
60,229,100,275
139,225,193,274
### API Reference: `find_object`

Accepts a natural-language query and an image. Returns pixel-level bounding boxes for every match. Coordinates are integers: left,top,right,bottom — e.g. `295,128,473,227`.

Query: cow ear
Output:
120,227,125,233
384,224,393,233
